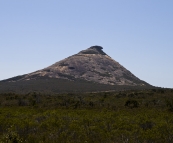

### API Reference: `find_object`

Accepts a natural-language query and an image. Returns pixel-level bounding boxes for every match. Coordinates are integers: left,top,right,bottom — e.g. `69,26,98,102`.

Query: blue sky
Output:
0,0,173,88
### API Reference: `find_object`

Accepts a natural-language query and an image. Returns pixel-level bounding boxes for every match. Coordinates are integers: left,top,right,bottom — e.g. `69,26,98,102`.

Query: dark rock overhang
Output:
78,45,106,55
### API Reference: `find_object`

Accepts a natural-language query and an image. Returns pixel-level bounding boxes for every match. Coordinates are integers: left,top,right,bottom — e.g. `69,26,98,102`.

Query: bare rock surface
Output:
3,46,149,86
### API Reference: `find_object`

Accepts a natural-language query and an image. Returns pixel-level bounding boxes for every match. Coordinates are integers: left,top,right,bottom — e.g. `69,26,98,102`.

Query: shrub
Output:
165,99,173,111
125,99,139,108
0,126,23,143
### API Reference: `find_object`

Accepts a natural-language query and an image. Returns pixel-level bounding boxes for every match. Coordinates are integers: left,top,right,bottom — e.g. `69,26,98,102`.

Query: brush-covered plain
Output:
0,89,173,143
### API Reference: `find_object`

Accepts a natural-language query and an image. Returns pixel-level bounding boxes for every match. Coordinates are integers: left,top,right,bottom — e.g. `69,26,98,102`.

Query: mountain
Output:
1,46,149,87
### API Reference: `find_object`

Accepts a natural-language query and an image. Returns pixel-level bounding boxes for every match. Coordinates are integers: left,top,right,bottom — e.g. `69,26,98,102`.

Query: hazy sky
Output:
0,1,173,88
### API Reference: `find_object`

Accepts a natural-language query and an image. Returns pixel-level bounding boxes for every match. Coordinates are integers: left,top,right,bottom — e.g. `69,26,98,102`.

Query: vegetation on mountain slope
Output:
0,78,153,94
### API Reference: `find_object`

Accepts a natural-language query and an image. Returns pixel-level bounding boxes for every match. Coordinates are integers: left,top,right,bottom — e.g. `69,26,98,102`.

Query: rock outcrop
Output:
2,46,149,86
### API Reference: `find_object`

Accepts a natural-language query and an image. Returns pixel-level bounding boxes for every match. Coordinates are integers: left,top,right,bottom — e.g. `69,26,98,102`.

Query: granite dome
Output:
2,46,150,86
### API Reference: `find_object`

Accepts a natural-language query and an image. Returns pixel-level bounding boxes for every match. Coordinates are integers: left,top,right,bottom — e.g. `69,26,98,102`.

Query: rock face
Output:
3,46,149,86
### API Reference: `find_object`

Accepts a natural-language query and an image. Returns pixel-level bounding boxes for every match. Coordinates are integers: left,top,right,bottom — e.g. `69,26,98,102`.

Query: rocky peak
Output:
2,45,150,87
89,45,103,50
78,45,106,55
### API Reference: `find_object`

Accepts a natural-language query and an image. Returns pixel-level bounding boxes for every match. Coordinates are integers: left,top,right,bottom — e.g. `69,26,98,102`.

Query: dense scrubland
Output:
0,78,153,94
0,88,173,143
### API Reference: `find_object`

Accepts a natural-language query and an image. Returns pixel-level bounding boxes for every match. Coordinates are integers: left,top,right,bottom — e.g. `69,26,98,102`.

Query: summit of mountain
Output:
78,46,106,55
2,45,150,87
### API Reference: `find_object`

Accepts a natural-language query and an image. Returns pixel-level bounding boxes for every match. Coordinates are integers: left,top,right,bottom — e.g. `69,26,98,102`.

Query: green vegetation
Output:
0,78,153,94
0,89,173,142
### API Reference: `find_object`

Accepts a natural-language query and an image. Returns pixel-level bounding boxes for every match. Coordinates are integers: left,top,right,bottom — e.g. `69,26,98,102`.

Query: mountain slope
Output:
1,46,150,86
0,77,155,94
